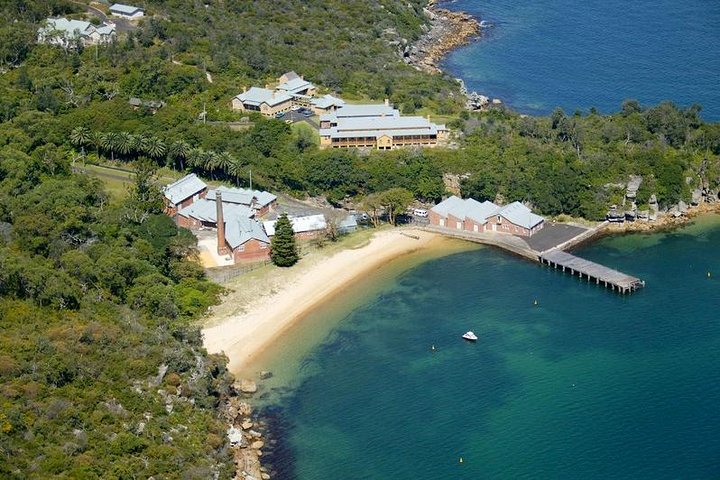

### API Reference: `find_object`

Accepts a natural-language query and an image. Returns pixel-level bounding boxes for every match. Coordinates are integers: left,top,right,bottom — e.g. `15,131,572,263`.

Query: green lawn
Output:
78,163,183,202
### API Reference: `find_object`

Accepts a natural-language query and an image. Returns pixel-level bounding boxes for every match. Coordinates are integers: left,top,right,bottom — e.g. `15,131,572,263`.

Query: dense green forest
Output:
2,0,720,476
0,156,234,477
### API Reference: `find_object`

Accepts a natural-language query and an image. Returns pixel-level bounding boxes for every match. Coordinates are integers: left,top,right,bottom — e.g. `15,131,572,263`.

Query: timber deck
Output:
539,249,644,294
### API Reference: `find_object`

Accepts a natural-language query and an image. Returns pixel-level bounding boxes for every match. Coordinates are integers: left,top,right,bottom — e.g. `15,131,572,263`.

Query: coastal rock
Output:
241,419,254,430
251,440,265,450
261,474,271,480
259,370,273,380
238,402,253,416
404,4,480,74
240,379,258,394
678,200,689,214
692,187,703,205
248,429,262,438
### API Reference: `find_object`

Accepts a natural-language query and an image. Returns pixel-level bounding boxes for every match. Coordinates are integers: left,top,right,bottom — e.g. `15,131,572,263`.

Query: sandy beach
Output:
202,228,460,376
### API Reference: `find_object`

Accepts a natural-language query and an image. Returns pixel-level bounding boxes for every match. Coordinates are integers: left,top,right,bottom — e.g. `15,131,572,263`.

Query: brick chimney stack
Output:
216,191,228,255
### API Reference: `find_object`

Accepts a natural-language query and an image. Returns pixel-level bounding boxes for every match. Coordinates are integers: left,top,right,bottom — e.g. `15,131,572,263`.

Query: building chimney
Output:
216,191,227,255
384,98,390,106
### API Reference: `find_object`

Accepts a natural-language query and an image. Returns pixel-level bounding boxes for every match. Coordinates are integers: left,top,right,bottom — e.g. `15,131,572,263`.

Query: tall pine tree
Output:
270,213,299,267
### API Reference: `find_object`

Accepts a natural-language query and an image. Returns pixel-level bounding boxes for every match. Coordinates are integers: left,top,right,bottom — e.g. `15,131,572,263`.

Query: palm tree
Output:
168,140,190,170
187,147,206,171
215,151,233,173
101,132,120,161
132,134,150,158
116,132,134,158
203,150,220,178
69,126,92,153
227,156,245,186
144,137,166,162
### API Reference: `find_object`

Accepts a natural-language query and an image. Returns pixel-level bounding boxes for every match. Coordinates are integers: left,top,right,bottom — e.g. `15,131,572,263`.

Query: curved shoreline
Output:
202,229,470,377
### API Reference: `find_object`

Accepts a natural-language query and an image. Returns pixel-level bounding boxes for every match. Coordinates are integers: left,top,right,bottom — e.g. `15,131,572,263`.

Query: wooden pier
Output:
539,250,645,294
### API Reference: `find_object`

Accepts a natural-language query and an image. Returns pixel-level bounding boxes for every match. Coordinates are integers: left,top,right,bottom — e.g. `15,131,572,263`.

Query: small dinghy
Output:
462,331,478,342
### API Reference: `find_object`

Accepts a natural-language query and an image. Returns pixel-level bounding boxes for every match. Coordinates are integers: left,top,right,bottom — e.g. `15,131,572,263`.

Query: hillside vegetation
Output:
1,0,720,476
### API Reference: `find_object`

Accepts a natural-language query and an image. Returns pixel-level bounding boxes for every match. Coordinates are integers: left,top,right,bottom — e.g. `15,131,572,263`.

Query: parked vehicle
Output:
413,208,429,217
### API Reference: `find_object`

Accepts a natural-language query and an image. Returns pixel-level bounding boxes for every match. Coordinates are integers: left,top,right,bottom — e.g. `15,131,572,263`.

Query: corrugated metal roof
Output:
431,197,544,229
276,77,314,94
319,115,443,140
320,104,399,123
163,173,207,204
110,3,143,14
41,18,93,35
430,196,466,216
235,87,292,107
206,186,277,208
225,217,269,249
263,214,326,236
177,198,253,223
311,95,345,109
496,202,545,229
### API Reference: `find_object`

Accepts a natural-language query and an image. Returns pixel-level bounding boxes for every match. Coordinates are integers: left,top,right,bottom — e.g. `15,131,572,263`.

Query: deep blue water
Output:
441,0,720,120
264,216,720,479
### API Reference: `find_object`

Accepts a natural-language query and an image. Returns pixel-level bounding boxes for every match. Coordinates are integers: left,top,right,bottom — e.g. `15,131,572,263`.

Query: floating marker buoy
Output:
534,299,538,306
431,345,436,352
459,457,464,464
708,272,712,278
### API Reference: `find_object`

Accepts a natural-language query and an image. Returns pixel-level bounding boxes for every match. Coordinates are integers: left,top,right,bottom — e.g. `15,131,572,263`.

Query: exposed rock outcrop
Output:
404,1,481,74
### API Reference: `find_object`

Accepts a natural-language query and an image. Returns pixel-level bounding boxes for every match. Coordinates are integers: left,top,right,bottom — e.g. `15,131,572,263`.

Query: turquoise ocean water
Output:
263,216,720,479
441,0,720,120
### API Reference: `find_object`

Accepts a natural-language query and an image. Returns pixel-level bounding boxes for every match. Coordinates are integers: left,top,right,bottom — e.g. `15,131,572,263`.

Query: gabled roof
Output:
311,94,345,110
110,3,143,14
226,217,269,249
263,214,327,236
276,77,314,95
177,198,253,223
430,196,467,217
320,104,398,123
464,198,500,224
95,24,116,36
281,71,300,81
235,87,292,108
41,18,93,36
206,186,277,208
163,173,207,204
496,202,545,229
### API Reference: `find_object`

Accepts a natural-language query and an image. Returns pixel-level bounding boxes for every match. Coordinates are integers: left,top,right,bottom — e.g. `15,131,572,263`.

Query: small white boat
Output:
462,331,478,342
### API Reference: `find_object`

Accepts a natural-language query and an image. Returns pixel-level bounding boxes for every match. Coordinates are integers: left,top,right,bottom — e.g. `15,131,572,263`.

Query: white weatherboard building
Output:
110,3,145,19
37,18,116,48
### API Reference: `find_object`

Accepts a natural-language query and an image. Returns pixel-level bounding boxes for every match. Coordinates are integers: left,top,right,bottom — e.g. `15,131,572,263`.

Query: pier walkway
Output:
539,249,644,294
422,221,645,294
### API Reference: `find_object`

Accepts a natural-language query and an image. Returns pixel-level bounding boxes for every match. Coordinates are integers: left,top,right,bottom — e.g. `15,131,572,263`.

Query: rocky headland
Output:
403,1,481,74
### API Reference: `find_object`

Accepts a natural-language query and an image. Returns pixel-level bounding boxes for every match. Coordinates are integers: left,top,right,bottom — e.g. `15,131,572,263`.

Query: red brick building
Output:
162,174,208,216
430,196,544,237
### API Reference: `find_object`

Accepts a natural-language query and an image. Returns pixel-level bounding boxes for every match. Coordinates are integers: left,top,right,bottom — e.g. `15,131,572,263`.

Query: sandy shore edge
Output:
202,229,452,376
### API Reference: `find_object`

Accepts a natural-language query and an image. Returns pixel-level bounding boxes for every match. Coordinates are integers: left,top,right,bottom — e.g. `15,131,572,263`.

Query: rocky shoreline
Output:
404,2,504,110
404,1,481,74
605,202,720,234
224,378,275,480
